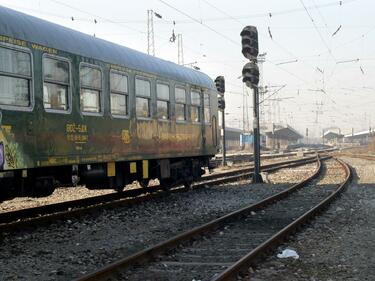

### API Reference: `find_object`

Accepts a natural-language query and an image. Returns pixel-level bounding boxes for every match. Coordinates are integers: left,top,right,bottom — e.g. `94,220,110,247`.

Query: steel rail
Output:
0,155,320,231
338,152,375,161
211,147,335,165
211,157,352,281
73,156,324,281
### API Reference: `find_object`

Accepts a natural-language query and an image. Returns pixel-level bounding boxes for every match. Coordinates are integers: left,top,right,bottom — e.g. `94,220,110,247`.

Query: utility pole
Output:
177,34,184,65
241,25,263,183
147,10,155,56
258,53,266,125
221,109,226,166
306,128,309,145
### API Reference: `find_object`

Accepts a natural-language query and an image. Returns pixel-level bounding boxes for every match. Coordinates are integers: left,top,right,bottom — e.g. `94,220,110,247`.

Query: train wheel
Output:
0,178,17,201
160,178,173,191
139,179,149,188
183,181,193,190
31,177,55,197
114,186,124,192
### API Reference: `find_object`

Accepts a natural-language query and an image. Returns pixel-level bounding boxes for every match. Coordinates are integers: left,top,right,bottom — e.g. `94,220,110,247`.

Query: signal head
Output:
240,26,259,60
242,62,259,87
214,76,225,94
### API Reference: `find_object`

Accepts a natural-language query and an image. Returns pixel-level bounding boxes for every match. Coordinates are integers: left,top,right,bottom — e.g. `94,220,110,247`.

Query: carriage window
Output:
175,87,186,121
136,78,151,118
43,57,70,111
0,46,31,107
191,90,201,123
80,65,102,113
157,83,170,120
204,93,211,123
110,71,128,116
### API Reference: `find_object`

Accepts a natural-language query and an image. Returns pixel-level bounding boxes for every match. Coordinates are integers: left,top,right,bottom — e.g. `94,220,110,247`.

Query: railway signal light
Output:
218,97,225,110
215,75,226,166
242,62,259,87
214,76,225,94
240,26,258,60
240,25,263,183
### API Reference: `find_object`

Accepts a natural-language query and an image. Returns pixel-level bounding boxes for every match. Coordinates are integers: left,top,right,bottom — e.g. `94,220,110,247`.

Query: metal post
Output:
222,109,227,166
252,86,263,183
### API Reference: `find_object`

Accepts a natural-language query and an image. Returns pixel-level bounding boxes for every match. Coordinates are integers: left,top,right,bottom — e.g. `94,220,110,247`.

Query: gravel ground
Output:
0,156,301,213
247,156,375,281
0,161,316,281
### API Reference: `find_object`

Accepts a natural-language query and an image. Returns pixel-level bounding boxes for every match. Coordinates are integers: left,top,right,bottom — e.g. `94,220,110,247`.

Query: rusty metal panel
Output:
107,162,115,177
142,160,149,179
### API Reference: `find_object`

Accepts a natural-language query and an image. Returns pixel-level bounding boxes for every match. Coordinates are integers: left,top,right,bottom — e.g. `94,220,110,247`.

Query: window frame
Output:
0,42,34,112
156,81,170,121
42,53,72,114
190,88,202,124
135,75,152,120
203,91,211,124
174,85,187,123
109,69,129,119
79,62,104,116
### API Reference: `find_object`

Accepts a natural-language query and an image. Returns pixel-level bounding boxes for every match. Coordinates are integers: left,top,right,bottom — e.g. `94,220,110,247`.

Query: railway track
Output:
74,157,351,281
338,152,375,161
0,155,321,232
211,147,335,165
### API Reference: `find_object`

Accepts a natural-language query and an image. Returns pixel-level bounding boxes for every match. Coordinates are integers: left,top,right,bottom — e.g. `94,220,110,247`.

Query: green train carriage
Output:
0,6,219,199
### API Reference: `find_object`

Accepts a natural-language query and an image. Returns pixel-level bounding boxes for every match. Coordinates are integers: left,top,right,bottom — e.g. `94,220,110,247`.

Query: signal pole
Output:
240,25,263,183
215,76,226,166
253,86,262,182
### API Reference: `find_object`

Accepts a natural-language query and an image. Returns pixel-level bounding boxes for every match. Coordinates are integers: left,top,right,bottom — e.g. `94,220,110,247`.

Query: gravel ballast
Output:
0,156,301,213
0,162,317,281
247,156,375,281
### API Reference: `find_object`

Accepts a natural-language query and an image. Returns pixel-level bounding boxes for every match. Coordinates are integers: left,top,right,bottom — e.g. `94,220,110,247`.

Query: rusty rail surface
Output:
74,156,327,281
0,155,322,232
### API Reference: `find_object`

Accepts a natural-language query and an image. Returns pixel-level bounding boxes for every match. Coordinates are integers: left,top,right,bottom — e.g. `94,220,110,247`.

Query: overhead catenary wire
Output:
299,0,336,62
157,0,238,46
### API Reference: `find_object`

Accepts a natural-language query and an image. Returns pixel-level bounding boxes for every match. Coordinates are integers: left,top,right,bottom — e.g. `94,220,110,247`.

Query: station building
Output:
264,125,304,151
343,130,374,145
323,131,344,146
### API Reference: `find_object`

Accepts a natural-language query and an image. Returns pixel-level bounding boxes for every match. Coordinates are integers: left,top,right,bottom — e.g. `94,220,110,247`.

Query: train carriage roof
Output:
0,6,215,90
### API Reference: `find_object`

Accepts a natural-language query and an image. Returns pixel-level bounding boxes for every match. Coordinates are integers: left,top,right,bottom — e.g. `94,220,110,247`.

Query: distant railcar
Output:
0,6,219,198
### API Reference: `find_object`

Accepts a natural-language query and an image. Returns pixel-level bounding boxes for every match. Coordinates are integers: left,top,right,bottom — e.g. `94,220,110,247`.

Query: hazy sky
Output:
1,0,374,137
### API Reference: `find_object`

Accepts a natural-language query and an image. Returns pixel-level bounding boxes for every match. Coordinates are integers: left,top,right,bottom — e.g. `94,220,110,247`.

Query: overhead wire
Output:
195,0,320,86
157,0,238,46
49,0,211,63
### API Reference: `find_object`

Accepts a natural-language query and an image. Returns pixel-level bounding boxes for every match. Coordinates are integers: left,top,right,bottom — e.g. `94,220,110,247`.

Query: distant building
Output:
219,127,265,152
224,127,243,151
265,124,303,150
344,130,374,145
323,131,344,146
